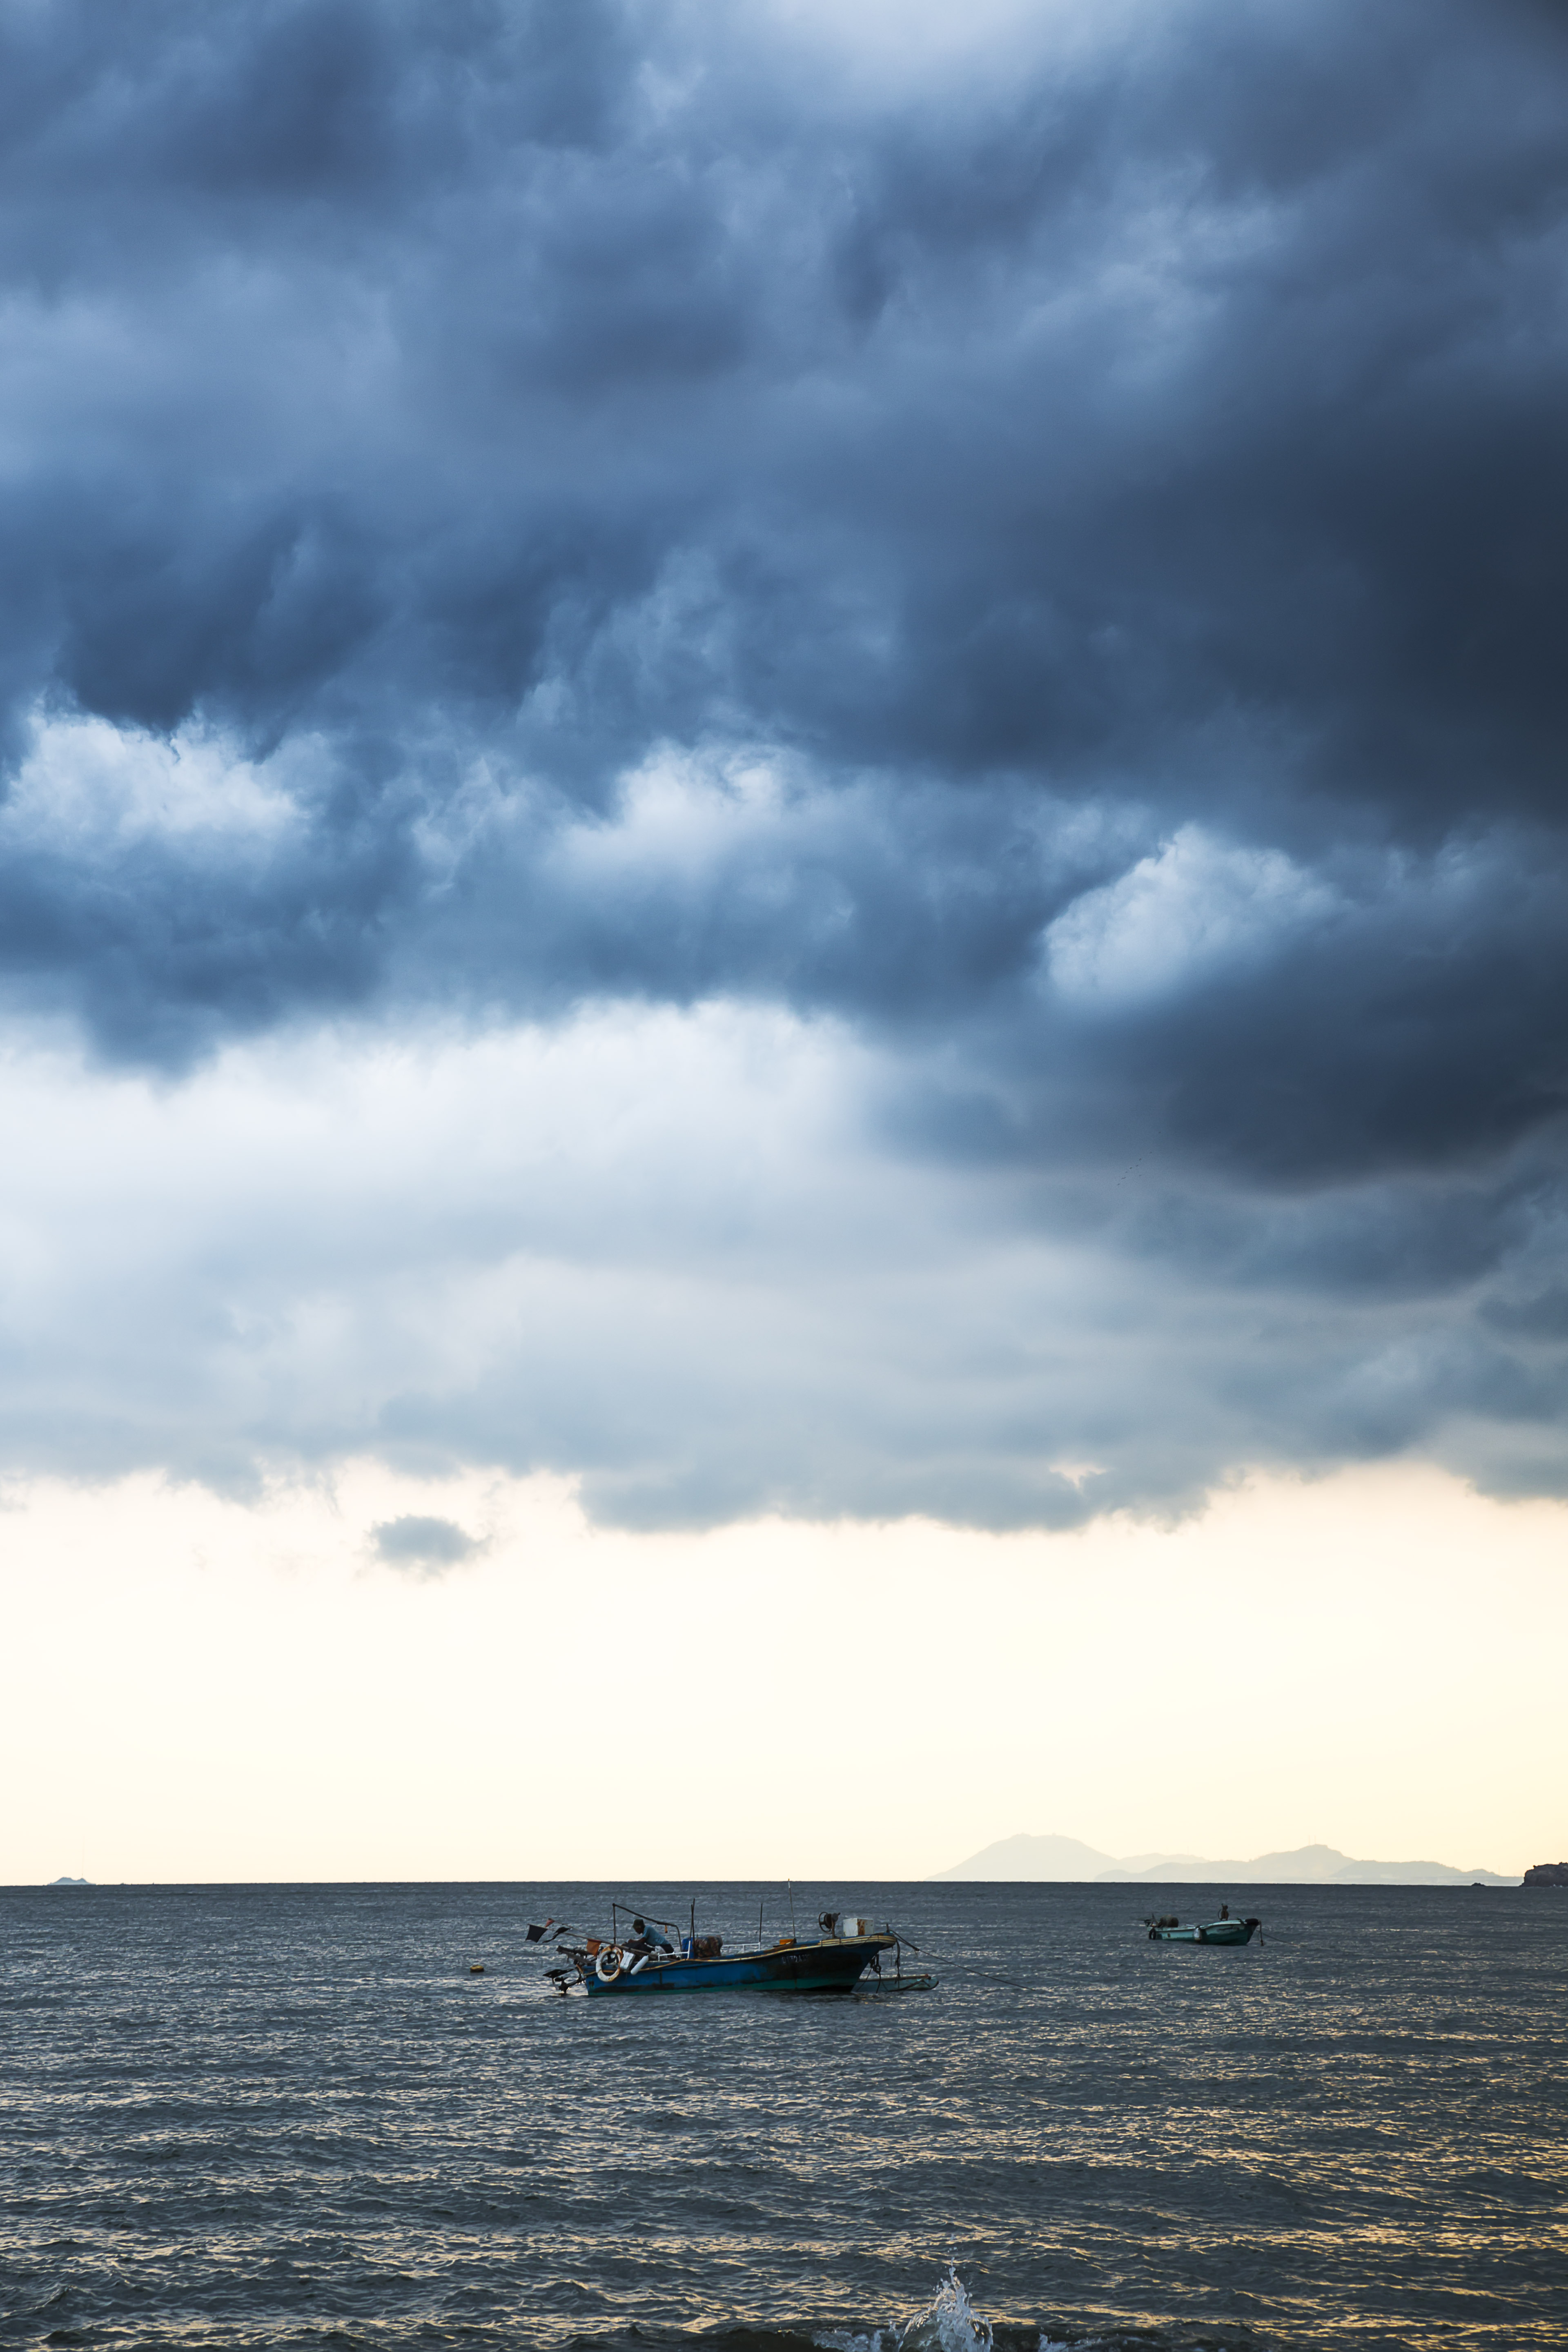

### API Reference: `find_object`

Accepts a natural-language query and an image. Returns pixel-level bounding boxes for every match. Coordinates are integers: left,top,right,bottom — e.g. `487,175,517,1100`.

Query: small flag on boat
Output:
525,1918,554,1942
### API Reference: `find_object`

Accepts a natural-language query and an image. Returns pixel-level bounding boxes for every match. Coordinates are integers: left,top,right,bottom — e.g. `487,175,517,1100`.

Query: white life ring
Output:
595,1945,624,1982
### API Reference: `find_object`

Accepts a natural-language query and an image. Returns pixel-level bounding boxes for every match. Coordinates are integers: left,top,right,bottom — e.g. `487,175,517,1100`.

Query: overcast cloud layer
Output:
1,0,1565,1525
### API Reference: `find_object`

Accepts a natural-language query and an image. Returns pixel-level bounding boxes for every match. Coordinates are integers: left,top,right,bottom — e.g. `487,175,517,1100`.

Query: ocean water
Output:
2,1881,1564,2352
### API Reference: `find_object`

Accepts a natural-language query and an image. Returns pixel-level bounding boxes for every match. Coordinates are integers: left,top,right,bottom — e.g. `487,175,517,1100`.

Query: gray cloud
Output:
370,1513,486,1576
0,1011,1559,1530
0,0,1564,1521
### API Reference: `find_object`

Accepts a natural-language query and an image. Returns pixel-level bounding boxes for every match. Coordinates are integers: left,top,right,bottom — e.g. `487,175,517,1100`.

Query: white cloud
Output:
2,710,307,853
1044,826,1340,1005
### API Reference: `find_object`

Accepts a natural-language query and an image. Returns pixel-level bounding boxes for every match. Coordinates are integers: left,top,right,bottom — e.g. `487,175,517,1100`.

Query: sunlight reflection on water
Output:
1,1882,1564,2352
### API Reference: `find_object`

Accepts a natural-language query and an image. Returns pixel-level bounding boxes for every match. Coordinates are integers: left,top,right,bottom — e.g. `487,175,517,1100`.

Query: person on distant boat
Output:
630,1917,673,1954
1220,1904,1231,1920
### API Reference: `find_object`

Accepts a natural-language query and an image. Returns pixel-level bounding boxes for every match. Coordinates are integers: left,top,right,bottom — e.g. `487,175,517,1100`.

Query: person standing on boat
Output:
1220,1904,1231,1920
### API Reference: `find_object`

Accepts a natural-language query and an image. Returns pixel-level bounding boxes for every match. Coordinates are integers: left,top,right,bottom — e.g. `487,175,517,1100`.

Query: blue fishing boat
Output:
536,1904,907,1996
1144,1910,1260,1945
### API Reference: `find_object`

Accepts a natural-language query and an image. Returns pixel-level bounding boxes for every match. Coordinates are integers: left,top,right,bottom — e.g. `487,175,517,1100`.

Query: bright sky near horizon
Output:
4,1459,1562,1886
1,0,1566,1885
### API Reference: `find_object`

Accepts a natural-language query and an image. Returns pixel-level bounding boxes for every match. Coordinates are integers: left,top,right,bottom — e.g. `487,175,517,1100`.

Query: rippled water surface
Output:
3,1882,1565,2352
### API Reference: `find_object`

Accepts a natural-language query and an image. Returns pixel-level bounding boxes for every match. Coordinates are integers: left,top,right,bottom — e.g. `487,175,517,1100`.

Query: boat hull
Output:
584,1934,893,1995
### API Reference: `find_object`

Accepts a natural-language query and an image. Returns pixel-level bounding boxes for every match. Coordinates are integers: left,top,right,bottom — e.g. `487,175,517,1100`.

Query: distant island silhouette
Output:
933,1833,1519,1885
47,1875,92,1886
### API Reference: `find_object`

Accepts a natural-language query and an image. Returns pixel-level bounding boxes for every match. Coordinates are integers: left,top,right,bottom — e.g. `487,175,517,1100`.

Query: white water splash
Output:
814,2268,997,2352
897,2268,994,2352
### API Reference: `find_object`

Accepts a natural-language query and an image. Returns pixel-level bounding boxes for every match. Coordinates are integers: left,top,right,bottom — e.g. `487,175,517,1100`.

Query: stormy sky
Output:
3,0,1567,1533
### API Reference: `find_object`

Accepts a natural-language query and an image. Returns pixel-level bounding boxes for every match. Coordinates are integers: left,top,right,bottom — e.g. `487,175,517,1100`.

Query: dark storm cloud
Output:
0,0,1566,1517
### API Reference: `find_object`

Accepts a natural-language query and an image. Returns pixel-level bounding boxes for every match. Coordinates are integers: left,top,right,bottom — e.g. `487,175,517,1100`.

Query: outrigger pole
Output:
609,1902,682,1939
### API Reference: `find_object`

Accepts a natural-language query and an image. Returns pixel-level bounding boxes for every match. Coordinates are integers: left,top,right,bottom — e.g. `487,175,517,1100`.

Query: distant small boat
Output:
1145,1912,1260,1945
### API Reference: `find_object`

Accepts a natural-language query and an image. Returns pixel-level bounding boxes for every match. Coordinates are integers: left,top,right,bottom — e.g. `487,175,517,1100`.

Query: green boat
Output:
1145,1911,1261,1945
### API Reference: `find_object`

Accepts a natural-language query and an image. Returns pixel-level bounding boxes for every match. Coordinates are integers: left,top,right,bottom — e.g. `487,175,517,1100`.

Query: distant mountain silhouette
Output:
48,1875,91,1886
933,1833,1517,1885
934,1834,1120,1879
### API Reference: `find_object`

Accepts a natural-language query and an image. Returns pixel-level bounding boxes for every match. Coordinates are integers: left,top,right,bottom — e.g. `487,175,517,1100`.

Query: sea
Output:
2,1881,1564,2352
